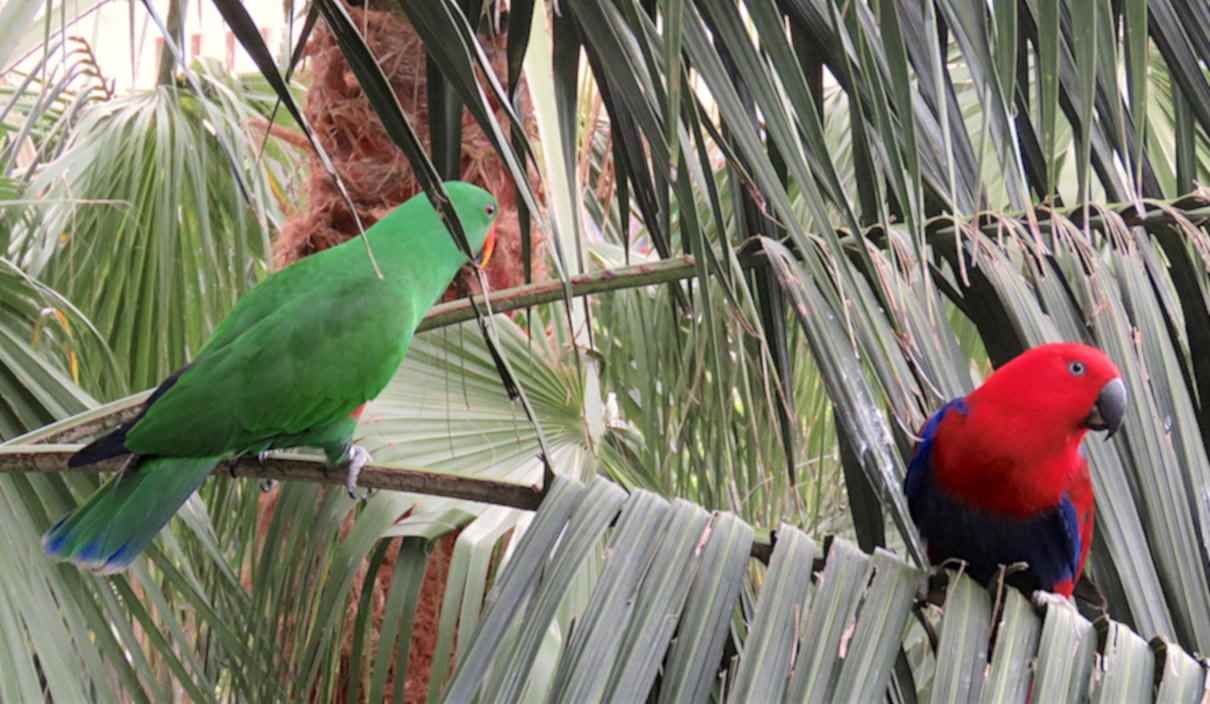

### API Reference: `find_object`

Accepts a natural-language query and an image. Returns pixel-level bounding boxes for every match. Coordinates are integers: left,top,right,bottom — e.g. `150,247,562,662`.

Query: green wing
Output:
117,181,494,458
124,274,421,457
199,251,331,356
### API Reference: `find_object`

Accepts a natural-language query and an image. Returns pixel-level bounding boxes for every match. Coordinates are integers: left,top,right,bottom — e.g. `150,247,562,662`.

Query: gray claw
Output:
255,452,275,492
342,445,373,501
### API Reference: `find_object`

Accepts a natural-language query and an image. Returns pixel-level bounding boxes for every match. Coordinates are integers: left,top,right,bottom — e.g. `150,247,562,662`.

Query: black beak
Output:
1084,377,1127,438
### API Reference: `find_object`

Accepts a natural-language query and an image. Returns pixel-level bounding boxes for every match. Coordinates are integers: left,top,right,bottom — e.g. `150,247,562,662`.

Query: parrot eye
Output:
1069,361,1086,376
485,203,497,216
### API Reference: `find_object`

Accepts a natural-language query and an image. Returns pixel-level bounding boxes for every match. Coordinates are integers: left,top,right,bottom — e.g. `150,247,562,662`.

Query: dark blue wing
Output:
904,398,968,520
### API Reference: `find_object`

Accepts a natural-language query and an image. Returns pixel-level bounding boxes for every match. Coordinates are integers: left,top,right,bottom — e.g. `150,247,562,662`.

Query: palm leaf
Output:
9,60,290,397
4,0,1210,698
442,474,1206,701
1,312,596,700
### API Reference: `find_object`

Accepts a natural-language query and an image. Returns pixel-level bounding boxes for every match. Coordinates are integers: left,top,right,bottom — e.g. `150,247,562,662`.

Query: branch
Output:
0,445,545,511
868,192,1210,247
25,193,1210,447
418,252,766,332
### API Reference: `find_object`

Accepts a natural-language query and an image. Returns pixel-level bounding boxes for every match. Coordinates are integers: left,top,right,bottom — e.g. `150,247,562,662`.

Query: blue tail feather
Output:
44,455,220,574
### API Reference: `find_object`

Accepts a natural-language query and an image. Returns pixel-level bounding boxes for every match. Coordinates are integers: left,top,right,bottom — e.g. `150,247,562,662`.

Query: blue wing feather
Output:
905,398,968,510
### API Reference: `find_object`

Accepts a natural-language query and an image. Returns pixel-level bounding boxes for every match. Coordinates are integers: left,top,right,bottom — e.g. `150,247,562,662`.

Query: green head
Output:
442,181,499,269
359,181,499,283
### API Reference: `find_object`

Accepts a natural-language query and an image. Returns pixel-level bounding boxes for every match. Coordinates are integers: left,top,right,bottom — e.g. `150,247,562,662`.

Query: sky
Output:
11,1,299,91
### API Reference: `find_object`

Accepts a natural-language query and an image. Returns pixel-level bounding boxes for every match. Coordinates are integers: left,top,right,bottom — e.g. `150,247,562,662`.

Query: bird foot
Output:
255,452,276,492
340,445,375,502
1031,590,1078,614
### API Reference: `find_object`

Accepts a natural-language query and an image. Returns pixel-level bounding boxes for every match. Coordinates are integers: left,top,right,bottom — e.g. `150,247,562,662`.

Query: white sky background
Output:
11,1,297,91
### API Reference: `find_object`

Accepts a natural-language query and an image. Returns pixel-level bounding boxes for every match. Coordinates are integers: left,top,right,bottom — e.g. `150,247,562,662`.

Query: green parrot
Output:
44,181,499,573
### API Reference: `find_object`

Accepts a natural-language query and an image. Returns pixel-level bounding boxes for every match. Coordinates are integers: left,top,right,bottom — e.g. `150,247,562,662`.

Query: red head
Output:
969,342,1126,441
931,342,1126,516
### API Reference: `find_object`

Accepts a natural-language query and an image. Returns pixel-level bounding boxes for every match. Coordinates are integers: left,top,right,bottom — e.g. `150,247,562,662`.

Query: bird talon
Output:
347,485,374,502
341,445,372,501
257,451,270,466
1031,590,1076,613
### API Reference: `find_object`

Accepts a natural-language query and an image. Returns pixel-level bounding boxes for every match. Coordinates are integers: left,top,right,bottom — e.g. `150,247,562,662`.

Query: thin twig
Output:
419,253,763,332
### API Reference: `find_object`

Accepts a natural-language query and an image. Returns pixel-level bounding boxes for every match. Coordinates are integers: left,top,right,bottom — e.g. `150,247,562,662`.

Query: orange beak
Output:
475,223,497,270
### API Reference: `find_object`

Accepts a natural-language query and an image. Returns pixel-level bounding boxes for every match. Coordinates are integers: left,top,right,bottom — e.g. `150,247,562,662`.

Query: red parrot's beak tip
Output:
1084,377,1127,439
474,223,497,270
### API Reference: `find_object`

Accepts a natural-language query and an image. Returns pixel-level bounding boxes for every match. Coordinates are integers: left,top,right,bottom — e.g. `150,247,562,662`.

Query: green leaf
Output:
1091,620,1155,702
787,538,875,703
726,524,817,702
1032,601,1096,701
982,585,1042,703
605,499,712,696
930,572,992,703
1151,638,1208,703
658,512,754,703
546,491,670,702
833,549,923,701
370,538,430,704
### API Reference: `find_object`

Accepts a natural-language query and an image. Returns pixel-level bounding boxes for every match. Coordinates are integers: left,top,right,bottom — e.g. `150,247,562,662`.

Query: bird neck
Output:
358,226,469,301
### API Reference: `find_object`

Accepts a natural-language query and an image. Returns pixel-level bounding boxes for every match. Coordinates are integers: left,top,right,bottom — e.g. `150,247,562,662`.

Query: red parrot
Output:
904,343,1126,597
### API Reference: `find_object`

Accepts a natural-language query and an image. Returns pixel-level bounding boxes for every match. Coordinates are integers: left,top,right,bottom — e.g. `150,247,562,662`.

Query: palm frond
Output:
444,474,1204,701
10,61,294,396
1,313,596,700
4,0,1210,697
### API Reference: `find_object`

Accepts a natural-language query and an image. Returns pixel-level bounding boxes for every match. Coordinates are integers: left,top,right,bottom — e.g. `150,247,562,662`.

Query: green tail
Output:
43,456,220,574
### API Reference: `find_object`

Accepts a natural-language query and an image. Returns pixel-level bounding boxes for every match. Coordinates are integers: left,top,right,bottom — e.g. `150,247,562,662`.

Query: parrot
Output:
904,342,1126,597
43,181,499,574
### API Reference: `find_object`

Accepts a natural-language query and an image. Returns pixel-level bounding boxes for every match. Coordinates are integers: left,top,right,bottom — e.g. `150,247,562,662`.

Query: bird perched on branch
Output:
44,182,498,574
904,343,1126,598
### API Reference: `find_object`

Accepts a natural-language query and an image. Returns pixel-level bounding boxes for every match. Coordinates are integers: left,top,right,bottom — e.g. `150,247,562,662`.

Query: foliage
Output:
7,60,298,396
448,475,1205,702
3,0,1210,701
1,315,595,702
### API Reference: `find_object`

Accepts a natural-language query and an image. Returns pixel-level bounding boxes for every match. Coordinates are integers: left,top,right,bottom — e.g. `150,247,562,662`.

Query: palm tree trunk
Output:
155,0,187,86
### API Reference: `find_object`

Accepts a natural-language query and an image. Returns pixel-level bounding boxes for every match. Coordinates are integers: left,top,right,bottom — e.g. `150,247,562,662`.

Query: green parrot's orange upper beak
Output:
475,222,497,270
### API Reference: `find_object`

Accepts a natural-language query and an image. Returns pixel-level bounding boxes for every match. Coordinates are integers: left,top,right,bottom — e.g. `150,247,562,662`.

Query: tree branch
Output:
418,252,766,332
0,445,545,511
19,192,1210,447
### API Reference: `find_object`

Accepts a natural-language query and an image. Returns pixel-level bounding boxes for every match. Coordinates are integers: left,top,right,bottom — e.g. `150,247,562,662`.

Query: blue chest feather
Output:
904,399,1081,590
